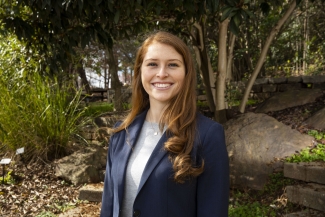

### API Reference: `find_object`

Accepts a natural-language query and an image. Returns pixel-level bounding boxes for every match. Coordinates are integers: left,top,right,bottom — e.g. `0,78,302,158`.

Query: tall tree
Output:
239,0,299,113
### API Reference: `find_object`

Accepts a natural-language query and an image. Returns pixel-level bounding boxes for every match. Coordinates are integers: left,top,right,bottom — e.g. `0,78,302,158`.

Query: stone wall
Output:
197,75,325,103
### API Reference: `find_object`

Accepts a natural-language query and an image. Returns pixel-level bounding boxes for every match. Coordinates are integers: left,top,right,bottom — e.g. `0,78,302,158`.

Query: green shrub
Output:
229,190,277,217
307,129,325,140
35,212,56,217
229,201,276,217
122,102,131,110
0,34,88,160
262,172,295,194
285,123,325,163
197,100,209,108
286,144,325,163
84,102,114,117
0,171,15,184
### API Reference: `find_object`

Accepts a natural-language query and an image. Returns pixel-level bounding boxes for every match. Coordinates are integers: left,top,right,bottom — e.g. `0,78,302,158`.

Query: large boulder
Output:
255,89,323,113
304,107,325,130
224,112,313,190
55,146,107,185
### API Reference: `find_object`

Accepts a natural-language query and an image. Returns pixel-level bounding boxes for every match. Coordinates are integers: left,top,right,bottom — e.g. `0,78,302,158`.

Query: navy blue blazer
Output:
100,110,229,217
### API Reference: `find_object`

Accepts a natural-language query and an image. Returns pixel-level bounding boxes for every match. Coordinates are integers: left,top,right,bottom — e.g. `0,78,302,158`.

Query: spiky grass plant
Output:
0,33,88,161
0,71,89,160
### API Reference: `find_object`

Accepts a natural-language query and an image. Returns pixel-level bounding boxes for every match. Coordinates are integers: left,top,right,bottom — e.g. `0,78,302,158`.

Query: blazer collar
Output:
117,109,169,201
137,131,168,194
116,109,147,203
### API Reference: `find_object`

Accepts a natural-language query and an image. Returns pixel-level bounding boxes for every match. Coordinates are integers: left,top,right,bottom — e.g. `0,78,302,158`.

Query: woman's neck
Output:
147,103,167,123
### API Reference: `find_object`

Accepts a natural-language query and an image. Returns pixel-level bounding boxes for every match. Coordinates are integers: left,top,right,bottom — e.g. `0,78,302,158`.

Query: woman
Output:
100,31,229,217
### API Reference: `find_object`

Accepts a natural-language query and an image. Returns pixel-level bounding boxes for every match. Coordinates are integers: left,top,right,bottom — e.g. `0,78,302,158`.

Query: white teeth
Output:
154,83,171,88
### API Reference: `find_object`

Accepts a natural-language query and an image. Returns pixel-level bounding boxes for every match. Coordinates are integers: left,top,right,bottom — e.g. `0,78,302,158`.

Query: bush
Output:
0,33,88,161
84,102,114,117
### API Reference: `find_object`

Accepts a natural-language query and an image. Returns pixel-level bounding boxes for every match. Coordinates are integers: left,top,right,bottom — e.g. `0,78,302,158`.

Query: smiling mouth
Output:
152,83,172,88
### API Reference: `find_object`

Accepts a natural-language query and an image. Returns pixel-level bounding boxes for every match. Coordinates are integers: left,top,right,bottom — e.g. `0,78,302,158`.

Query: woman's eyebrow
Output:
143,58,183,63
143,58,158,62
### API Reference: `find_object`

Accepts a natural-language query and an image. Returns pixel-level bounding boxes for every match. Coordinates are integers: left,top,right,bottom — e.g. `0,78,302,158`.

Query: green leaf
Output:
242,9,255,19
226,0,237,7
114,10,120,24
214,0,220,12
147,1,155,10
155,5,161,15
229,18,239,36
221,6,234,21
233,13,242,26
78,0,84,14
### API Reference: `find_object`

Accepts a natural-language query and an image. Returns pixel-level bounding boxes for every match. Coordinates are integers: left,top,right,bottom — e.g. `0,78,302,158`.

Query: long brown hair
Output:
115,31,204,183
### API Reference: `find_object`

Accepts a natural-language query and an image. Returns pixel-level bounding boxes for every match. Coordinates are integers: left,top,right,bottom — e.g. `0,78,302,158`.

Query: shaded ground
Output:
1,94,324,216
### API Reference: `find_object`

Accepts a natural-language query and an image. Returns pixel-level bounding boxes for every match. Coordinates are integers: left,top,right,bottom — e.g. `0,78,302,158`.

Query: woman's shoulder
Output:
196,112,224,131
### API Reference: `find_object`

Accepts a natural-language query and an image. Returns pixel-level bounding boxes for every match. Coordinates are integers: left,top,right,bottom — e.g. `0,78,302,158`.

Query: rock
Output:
255,89,323,113
288,76,302,83
262,84,277,92
302,75,325,83
304,107,325,130
94,127,113,145
286,183,325,212
224,112,313,190
94,116,120,128
55,146,107,185
254,78,269,85
284,162,325,184
197,95,207,101
269,77,287,84
79,183,104,202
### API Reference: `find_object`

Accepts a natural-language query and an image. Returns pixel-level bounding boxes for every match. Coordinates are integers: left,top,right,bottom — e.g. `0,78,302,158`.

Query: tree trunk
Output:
225,32,236,109
303,0,309,74
239,0,298,113
214,19,229,123
107,47,123,111
190,21,216,113
104,51,108,89
226,32,236,82
76,59,91,94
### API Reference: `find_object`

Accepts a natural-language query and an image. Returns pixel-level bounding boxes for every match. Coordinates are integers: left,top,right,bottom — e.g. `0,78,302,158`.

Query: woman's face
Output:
141,42,185,106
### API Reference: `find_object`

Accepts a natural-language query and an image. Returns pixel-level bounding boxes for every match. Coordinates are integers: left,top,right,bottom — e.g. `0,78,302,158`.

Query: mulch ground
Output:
1,93,324,216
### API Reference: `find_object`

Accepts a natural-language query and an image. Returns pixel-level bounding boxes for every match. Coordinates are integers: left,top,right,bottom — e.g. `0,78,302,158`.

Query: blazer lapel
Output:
137,132,169,194
116,110,147,204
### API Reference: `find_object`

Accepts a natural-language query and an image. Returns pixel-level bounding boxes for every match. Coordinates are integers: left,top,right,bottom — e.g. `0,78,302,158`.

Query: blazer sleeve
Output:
197,122,229,217
100,134,115,217
100,122,121,217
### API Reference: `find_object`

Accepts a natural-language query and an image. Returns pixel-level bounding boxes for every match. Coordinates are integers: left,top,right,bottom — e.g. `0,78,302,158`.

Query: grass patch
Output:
229,172,299,216
229,99,259,107
286,129,325,163
229,201,276,217
0,71,89,161
84,102,114,117
285,144,325,163
0,170,15,184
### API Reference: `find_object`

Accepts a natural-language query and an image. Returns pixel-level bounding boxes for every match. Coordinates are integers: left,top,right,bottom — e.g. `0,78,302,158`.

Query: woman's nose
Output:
156,66,169,78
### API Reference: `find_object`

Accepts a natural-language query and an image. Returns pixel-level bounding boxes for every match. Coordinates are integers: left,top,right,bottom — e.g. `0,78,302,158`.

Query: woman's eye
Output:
147,63,157,66
169,63,179,67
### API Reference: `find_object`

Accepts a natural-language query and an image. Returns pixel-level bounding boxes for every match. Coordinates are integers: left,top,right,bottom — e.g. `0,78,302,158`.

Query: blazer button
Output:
133,209,141,217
